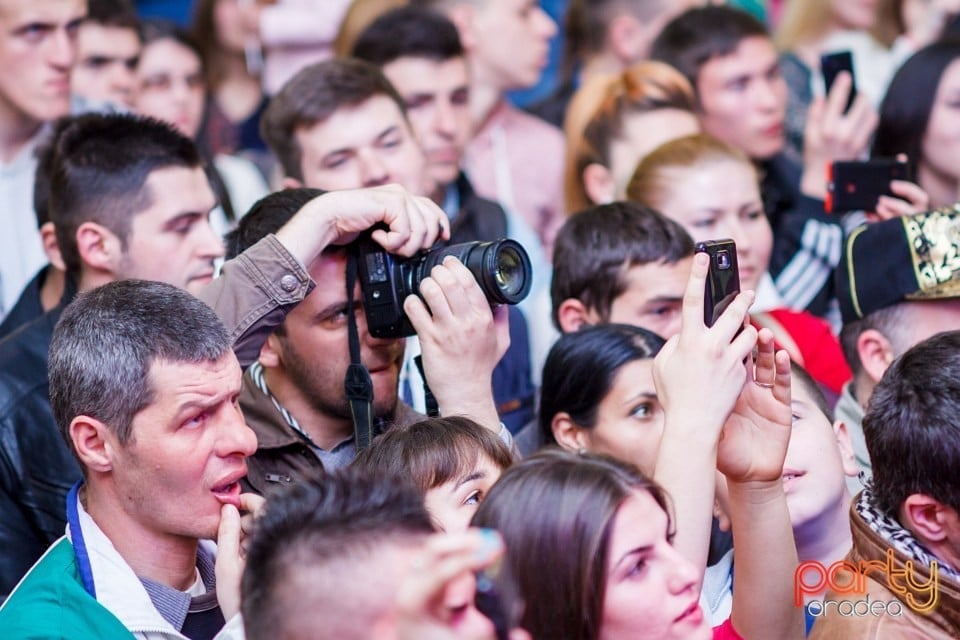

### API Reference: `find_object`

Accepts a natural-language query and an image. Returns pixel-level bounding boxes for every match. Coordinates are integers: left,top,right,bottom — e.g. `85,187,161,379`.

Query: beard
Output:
279,338,402,422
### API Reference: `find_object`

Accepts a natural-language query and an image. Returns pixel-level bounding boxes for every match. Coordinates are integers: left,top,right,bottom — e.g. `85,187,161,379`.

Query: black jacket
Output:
761,154,844,319
0,304,80,603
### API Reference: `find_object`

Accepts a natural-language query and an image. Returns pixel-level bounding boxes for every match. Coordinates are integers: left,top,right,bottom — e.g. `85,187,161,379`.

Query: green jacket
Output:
0,537,134,639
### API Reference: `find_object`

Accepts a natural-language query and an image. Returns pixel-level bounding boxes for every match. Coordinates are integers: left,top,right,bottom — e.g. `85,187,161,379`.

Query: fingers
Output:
492,304,511,361
403,293,434,335
408,258,493,329
752,328,776,386
217,504,241,556
397,529,504,617
888,180,930,211
238,492,265,517
772,349,792,406
372,188,450,257
679,252,709,334
729,322,759,367
712,290,756,345
821,71,853,129
215,504,243,619
815,73,877,162
843,95,878,155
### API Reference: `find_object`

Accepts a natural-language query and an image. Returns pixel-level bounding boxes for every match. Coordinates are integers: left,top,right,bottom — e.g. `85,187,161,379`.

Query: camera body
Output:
356,231,532,339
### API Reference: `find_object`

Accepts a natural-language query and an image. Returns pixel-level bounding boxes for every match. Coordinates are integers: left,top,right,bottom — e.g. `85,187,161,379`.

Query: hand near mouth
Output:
215,492,266,620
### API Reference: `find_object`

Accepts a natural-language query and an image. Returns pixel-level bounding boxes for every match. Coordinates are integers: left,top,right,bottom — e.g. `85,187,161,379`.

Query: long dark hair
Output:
872,39,960,179
472,450,673,640
141,19,237,222
539,323,665,446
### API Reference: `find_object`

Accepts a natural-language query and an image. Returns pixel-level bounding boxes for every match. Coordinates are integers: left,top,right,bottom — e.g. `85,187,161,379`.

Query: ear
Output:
582,163,615,205
713,471,732,530
856,328,895,385
832,420,859,478
901,494,951,546
39,222,65,271
282,176,303,190
713,498,732,532
447,4,478,51
69,415,116,474
556,298,595,334
258,332,283,369
607,15,644,65
551,412,590,452
75,222,122,276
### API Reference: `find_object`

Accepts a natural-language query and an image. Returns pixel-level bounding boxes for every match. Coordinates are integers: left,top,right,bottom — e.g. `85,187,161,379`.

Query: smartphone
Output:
696,239,740,328
821,50,857,113
826,158,912,213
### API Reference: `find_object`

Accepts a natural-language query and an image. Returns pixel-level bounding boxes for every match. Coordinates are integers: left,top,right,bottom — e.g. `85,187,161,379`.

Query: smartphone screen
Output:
821,50,856,113
696,240,740,328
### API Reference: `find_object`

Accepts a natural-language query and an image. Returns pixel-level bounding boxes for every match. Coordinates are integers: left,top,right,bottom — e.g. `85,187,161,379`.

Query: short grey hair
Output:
49,280,231,459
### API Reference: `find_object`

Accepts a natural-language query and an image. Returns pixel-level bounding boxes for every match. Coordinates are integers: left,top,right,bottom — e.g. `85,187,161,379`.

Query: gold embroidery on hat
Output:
904,207,960,297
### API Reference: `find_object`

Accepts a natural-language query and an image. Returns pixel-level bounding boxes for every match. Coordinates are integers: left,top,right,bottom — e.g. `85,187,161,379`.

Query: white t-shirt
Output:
0,132,46,319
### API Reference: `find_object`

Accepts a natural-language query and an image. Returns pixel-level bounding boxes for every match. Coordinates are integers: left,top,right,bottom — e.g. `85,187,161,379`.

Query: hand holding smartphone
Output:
821,50,857,113
826,158,912,213
696,240,741,328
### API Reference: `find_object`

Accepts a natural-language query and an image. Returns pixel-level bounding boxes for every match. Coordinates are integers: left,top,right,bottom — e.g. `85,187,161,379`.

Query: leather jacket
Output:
0,236,312,601
809,498,960,639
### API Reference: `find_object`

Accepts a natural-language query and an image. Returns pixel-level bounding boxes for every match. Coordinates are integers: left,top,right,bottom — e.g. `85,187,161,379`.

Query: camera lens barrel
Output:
415,239,532,305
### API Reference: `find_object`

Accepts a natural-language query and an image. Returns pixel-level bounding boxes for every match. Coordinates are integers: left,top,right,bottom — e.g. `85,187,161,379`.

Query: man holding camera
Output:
227,185,514,495
0,112,452,603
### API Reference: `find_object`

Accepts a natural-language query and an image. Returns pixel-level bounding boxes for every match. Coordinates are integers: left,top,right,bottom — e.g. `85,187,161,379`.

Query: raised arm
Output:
200,184,450,365
653,252,757,571
719,331,804,640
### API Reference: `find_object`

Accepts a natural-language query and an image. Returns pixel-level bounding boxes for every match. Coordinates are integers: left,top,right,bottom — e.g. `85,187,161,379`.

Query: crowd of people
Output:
1,0,960,638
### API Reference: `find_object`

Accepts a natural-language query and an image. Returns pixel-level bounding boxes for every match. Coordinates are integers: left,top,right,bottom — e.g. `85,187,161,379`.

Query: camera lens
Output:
479,240,531,304
717,250,731,270
413,239,532,306
492,245,526,298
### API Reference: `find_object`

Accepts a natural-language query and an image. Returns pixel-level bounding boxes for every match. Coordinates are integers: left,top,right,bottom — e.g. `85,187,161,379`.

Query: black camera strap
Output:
344,248,374,451
413,355,440,418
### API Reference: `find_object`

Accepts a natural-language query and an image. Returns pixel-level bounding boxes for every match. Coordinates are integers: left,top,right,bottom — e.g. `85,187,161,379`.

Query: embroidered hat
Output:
837,206,960,324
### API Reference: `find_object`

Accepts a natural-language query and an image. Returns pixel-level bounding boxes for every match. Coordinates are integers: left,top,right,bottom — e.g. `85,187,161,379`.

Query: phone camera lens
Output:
717,250,731,270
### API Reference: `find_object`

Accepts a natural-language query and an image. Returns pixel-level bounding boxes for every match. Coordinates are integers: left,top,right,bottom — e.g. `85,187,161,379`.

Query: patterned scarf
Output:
855,484,960,583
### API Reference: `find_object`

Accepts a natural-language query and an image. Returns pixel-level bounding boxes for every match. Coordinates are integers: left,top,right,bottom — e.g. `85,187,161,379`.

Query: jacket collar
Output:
850,491,960,630
67,490,208,638
240,366,423,451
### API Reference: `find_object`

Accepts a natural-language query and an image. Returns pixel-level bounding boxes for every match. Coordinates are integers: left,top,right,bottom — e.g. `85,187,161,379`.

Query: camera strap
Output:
344,249,374,451
413,355,440,418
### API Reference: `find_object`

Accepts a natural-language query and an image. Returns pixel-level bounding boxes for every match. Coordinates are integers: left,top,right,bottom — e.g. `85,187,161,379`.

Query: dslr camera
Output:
356,228,532,338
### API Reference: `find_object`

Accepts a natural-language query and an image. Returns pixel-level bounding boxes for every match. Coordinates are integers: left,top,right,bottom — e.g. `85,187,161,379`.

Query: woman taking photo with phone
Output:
473,303,804,639
627,133,851,395
873,39,960,210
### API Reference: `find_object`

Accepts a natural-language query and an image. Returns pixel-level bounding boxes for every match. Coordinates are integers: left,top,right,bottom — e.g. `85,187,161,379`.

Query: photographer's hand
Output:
273,184,450,269
405,257,507,435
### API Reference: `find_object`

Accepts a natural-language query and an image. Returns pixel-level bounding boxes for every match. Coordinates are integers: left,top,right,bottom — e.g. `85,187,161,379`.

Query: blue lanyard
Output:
66,481,97,599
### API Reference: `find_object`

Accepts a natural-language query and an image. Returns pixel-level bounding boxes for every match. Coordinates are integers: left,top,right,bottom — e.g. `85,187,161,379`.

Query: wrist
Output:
725,477,785,505
274,198,338,264
800,165,827,199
